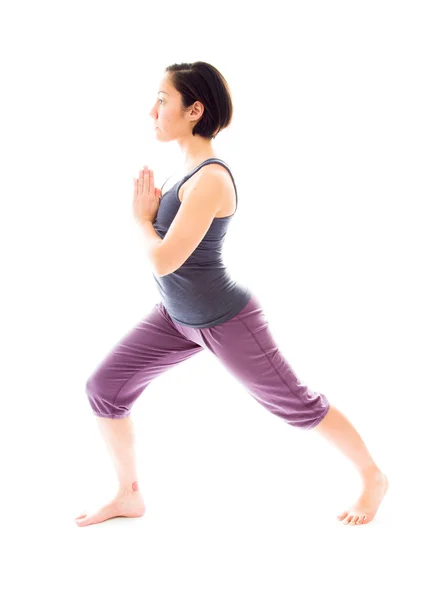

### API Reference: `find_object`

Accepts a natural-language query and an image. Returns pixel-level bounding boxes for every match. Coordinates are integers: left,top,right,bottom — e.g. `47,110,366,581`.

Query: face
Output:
149,74,204,141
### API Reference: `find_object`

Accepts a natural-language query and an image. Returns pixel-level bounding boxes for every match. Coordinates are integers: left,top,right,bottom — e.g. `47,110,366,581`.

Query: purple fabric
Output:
86,294,330,430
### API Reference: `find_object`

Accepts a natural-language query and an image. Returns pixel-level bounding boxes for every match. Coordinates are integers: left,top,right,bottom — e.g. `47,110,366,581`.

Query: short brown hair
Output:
164,61,233,140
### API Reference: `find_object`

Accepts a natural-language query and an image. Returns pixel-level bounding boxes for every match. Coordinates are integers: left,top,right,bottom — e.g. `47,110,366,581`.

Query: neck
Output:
176,134,219,173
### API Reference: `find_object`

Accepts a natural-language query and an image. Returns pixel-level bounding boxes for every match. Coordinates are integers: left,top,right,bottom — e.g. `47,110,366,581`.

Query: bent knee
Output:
85,372,128,419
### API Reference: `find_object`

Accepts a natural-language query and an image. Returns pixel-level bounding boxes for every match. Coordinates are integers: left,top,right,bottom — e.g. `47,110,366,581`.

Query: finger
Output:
150,169,154,194
144,167,152,193
143,170,150,195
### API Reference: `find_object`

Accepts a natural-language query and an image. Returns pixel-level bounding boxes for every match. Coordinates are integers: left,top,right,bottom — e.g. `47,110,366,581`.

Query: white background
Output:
1,0,441,598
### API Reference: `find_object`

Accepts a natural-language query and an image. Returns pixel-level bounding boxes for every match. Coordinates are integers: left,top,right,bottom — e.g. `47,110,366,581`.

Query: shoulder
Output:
186,163,234,196
196,162,233,184
181,163,233,201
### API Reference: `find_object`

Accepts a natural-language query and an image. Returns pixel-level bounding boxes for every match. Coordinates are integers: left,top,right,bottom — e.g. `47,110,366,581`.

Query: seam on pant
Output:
234,313,312,410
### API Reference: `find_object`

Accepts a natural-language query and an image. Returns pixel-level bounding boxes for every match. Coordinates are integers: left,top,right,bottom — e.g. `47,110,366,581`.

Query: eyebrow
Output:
158,90,169,95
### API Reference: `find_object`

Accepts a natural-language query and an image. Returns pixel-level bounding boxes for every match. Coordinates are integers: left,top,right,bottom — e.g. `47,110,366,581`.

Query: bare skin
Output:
76,73,389,528
335,466,389,525
313,405,389,525
75,416,146,528
75,481,146,527
75,406,388,527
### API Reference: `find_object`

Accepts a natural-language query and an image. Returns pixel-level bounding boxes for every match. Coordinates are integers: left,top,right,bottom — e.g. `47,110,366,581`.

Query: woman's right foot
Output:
75,488,146,527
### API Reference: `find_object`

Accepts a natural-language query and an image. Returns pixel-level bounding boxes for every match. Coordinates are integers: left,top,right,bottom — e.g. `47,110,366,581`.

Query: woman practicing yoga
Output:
75,61,388,527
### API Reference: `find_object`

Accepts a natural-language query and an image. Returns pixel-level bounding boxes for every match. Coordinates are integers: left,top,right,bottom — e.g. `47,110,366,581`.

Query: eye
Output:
158,98,163,105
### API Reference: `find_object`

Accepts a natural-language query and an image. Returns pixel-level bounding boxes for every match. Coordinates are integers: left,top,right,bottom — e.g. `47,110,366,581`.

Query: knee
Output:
85,371,111,418
85,367,131,419
85,371,100,399
85,372,98,409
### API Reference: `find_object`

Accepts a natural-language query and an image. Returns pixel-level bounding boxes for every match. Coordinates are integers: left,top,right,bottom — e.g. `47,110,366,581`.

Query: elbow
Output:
154,258,171,278
155,260,177,278
153,248,165,277
154,259,166,278
154,249,181,277
156,265,172,277
152,243,173,277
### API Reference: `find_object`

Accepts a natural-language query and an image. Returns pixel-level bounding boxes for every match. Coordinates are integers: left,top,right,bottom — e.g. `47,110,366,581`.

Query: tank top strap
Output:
181,158,232,181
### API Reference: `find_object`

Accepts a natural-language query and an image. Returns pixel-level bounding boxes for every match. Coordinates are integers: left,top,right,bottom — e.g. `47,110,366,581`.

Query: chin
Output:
155,128,167,139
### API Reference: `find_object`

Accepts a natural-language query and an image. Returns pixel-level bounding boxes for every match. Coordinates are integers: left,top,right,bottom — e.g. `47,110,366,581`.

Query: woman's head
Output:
150,61,233,142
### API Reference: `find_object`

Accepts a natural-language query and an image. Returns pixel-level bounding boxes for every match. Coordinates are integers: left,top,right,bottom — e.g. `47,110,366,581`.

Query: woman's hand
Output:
133,165,162,224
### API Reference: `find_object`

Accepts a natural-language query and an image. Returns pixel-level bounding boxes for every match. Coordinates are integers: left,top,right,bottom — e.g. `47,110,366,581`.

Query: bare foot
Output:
75,490,146,527
337,468,389,526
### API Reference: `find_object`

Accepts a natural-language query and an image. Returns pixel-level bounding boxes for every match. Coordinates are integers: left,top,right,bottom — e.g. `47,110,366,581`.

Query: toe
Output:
337,511,348,520
343,514,353,525
75,513,87,520
350,516,359,525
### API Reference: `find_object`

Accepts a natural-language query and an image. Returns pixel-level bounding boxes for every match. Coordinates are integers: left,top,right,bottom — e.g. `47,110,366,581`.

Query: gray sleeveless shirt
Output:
152,158,252,328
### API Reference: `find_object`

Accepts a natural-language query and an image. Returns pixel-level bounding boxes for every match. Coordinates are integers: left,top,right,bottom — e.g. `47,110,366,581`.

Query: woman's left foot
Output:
337,468,389,525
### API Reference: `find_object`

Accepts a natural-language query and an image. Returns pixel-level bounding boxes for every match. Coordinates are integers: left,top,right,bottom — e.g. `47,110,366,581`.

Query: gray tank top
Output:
152,158,252,328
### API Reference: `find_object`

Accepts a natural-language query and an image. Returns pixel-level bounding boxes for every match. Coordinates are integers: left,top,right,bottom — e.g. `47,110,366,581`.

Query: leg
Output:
75,415,146,527
196,294,331,430
75,302,204,527
196,294,388,525
313,404,389,525
94,415,138,495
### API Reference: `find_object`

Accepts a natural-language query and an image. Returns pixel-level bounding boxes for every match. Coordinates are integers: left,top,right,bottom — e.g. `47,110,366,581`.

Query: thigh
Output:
86,302,205,418
199,294,330,429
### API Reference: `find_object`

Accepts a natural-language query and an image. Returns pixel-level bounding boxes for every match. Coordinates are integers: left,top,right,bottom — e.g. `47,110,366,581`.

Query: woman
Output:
75,61,388,527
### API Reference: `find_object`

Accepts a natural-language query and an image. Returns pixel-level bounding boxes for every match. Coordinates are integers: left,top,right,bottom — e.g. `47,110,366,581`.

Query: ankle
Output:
359,464,382,480
117,480,140,496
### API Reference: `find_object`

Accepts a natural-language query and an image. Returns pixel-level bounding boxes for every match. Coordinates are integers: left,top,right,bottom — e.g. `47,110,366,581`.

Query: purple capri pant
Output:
85,294,330,430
